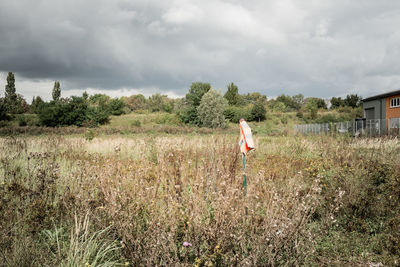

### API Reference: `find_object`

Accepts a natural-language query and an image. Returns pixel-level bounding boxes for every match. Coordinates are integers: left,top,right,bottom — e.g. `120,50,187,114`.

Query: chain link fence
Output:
294,118,400,137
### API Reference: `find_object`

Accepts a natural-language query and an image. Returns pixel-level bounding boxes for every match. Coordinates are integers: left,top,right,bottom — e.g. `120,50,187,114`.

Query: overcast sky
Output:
1,0,400,101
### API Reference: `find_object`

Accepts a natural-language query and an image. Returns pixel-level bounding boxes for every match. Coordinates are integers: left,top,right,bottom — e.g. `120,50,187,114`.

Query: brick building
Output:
362,90,400,131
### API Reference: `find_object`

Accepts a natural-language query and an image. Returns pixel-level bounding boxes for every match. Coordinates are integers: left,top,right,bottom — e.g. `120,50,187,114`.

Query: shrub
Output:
315,113,337,123
131,119,141,127
155,113,181,125
296,111,303,118
16,114,40,126
108,98,125,115
251,101,266,121
224,105,251,123
197,89,228,128
178,106,201,126
85,129,97,141
38,97,110,127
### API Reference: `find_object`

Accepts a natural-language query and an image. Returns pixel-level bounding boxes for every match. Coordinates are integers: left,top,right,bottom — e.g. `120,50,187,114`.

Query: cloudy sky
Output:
1,0,400,101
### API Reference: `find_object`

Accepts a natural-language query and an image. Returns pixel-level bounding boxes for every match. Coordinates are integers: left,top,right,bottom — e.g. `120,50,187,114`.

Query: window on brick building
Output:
390,97,400,107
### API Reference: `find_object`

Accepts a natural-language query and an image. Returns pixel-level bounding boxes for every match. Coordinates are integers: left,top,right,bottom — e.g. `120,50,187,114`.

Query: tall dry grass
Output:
1,134,399,265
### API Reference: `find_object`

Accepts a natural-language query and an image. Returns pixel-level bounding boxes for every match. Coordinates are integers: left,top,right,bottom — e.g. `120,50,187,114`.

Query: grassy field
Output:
1,133,400,266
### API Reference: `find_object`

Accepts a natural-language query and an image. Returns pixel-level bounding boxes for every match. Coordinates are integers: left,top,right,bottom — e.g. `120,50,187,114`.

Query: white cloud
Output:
163,3,203,24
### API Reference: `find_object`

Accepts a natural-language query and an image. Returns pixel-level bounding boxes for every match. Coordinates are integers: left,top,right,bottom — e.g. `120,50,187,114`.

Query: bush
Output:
224,106,251,123
197,89,227,128
296,111,303,118
16,114,40,126
84,129,98,141
131,119,141,127
155,113,181,125
315,114,337,123
0,98,10,121
38,97,110,127
108,98,125,115
178,106,201,126
251,101,266,121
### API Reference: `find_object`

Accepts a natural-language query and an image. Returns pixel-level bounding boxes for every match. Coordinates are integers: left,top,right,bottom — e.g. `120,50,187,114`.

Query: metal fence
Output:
294,118,400,137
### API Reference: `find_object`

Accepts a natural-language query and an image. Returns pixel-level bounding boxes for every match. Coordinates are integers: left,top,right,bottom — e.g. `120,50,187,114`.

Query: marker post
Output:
239,119,254,216
242,153,248,215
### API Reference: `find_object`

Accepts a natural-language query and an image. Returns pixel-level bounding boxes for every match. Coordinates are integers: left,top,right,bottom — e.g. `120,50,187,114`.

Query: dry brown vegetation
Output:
1,134,400,266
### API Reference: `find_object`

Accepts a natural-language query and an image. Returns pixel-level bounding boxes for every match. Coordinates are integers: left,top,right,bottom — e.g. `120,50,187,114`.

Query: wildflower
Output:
124,262,129,266
183,241,192,247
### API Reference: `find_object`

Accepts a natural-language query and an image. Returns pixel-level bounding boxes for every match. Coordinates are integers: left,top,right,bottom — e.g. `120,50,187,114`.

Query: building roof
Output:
362,89,400,102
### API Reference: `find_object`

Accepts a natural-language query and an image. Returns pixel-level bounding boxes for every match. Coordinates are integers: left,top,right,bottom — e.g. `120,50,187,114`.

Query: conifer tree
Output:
224,82,240,106
5,72,17,112
52,81,61,101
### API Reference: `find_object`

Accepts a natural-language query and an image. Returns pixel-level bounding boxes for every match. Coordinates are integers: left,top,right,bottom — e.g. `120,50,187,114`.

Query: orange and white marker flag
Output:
239,119,254,155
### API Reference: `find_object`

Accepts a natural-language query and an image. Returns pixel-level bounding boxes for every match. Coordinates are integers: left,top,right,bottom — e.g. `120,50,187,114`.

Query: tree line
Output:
0,71,363,128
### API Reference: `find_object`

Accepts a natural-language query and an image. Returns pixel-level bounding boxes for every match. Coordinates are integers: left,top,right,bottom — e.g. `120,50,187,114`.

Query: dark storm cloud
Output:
1,0,400,99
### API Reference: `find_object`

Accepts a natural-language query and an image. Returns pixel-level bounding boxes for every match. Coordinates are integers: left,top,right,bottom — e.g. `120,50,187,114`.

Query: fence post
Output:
378,120,380,136
362,120,364,136
369,120,372,136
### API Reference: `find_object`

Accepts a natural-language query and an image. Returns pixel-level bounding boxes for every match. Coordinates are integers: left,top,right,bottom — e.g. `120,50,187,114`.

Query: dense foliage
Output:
38,96,110,127
52,81,61,101
179,82,211,125
0,73,366,129
224,82,240,106
251,100,267,121
197,88,227,128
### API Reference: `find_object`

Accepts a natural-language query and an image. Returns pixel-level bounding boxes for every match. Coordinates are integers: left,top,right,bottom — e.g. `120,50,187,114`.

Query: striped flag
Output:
239,119,254,155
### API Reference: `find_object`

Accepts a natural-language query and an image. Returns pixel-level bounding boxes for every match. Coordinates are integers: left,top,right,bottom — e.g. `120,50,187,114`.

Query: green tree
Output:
224,82,240,106
82,91,89,100
38,96,111,127
89,94,111,105
306,97,327,109
241,92,267,105
52,81,61,101
306,99,318,119
272,101,286,112
330,97,344,109
15,94,29,113
224,106,251,123
180,82,211,125
186,82,211,107
5,72,17,113
276,94,301,111
344,94,362,108
122,94,147,111
179,106,200,125
197,88,227,128
108,98,125,115
147,93,165,112
292,94,305,108
31,96,45,114
251,101,266,122
0,98,9,121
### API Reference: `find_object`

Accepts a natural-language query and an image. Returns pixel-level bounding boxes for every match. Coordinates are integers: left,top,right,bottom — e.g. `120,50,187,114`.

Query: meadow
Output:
1,132,400,266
